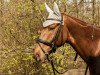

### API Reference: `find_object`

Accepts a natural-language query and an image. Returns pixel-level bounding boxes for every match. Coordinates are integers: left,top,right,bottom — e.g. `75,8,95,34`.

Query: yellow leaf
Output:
8,70,12,75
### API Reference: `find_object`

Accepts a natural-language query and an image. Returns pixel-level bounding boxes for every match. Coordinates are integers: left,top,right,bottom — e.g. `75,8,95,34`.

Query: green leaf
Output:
42,64,46,68
8,70,12,75
40,4,45,11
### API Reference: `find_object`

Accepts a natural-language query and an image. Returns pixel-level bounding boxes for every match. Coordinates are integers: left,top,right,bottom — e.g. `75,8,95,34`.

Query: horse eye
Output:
48,27,55,30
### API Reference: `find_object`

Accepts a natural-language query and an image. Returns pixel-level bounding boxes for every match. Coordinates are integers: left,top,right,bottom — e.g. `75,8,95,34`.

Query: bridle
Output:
36,17,69,75
35,15,88,75
36,16,63,56
36,23,62,54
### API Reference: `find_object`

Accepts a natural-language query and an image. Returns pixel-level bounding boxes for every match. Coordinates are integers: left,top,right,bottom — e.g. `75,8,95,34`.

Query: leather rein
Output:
36,17,88,75
36,17,70,74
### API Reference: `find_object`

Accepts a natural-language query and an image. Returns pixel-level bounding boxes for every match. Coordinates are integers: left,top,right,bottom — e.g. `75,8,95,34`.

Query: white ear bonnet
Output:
43,2,63,27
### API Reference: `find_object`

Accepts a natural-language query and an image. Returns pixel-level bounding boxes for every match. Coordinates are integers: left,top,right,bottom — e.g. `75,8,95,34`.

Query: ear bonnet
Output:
43,2,63,27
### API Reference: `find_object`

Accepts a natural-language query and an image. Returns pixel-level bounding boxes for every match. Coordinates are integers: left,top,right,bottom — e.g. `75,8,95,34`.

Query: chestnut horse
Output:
34,3,100,75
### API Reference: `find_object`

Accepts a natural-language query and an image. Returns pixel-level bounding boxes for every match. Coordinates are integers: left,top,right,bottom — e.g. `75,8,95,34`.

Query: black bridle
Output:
36,17,88,75
36,23,62,55
36,17,64,55
36,17,70,75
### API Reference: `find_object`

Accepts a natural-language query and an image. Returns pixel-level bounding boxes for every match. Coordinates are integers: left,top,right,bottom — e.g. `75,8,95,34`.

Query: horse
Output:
33,3,100,75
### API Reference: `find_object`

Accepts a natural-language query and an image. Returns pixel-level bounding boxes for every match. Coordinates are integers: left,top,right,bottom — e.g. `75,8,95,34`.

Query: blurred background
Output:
0,0,100,75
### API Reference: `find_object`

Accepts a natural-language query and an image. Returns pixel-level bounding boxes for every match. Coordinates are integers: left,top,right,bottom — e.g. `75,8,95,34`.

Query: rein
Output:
36,18,69,74
36,17,88,75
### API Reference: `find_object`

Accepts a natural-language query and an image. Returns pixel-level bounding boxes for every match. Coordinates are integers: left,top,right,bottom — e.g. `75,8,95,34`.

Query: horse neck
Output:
64,15,93,61
63,14,100,75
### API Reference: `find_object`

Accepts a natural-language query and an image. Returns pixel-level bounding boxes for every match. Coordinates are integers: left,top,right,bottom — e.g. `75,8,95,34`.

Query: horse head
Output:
33,3,68,62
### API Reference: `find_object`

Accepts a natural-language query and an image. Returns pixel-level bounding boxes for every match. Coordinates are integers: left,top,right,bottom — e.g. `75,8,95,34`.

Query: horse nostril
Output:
34,54,41,62
33,48,34,50
37,55,40,61
33,46,35,50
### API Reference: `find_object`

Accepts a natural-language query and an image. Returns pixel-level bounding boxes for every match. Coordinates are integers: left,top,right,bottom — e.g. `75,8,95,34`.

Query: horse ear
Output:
53,2,61,19
45,3,53,13
43,3,62,27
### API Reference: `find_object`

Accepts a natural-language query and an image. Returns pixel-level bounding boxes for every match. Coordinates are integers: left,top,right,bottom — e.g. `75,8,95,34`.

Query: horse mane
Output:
66,14,100,29
66,15,88,26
